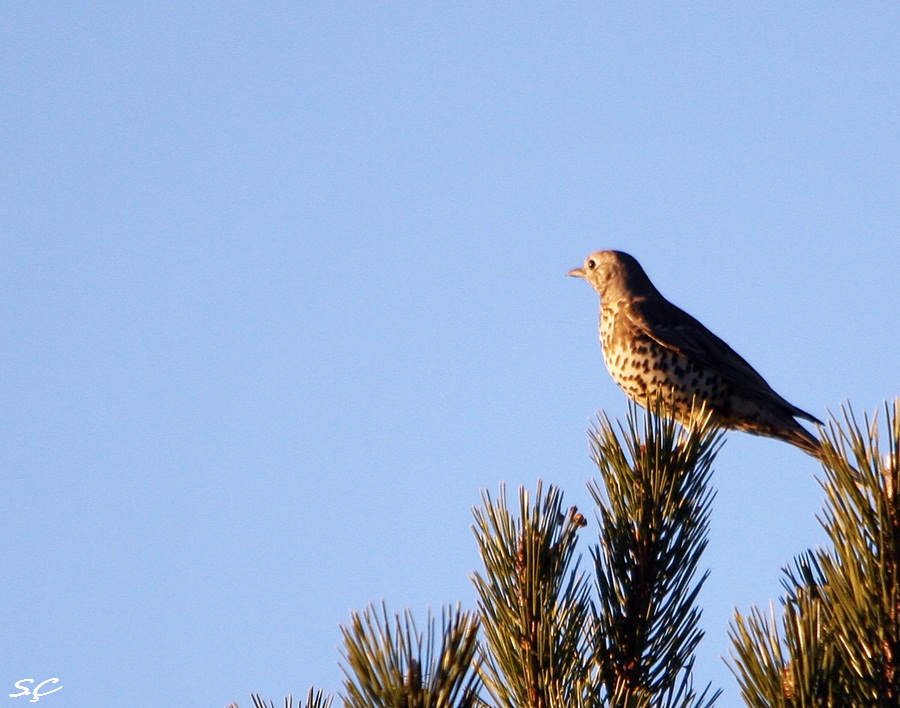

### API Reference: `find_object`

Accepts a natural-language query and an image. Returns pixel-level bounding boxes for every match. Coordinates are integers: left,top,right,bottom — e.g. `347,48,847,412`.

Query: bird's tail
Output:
778,422,823,460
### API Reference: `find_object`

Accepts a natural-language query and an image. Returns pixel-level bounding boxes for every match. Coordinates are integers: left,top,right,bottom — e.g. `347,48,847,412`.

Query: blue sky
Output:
2,3,898,706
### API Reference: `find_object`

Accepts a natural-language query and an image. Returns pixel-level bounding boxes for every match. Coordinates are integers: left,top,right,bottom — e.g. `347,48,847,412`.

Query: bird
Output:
568,250,823,458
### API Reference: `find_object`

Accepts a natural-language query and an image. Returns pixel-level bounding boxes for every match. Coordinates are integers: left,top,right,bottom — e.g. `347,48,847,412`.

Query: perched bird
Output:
568,250,823,458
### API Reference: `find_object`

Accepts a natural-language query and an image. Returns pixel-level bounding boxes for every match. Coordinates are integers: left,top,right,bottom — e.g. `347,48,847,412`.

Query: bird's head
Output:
567,250,654,299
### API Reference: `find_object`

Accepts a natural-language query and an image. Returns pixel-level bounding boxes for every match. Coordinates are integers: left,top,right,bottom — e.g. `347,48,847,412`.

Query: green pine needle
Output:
472,482,594,708
340,603,481,708
729,399,900,706
588,399,722,708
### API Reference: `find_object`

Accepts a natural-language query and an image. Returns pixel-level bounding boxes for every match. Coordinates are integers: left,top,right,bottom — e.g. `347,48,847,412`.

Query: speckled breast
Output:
599,303,733,421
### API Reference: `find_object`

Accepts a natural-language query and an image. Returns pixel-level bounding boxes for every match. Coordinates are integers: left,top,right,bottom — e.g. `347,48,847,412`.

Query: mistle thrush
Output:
568,250,822,458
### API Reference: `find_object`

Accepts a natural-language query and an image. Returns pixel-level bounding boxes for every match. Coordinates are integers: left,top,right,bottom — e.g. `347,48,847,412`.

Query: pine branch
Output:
340,603,482,708
728,591,844,706
588,400,722,707
812,400,900,705
472,482,594,708
729,399,900,706
245,689,334,708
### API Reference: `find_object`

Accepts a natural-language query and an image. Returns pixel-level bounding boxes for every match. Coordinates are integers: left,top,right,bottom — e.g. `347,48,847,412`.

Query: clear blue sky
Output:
2,3,898,706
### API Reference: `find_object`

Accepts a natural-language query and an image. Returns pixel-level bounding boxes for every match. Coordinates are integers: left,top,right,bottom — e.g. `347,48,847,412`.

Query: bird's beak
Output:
567,267,585,279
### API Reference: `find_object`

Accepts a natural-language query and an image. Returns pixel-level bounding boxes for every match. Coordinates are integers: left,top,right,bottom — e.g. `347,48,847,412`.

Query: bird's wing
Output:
626,296,823,424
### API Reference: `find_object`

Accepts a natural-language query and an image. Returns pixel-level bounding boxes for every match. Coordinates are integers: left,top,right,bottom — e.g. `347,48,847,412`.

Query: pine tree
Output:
240,401,722,707
587,404,721,707
729,401,900,706
236,400,900,708
471,481,593,708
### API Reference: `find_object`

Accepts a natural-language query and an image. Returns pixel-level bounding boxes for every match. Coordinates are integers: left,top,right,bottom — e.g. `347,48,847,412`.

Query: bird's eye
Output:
587,259,596,269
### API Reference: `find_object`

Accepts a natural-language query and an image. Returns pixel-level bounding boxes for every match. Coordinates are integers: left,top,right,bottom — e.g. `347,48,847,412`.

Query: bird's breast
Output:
598,303,731,415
